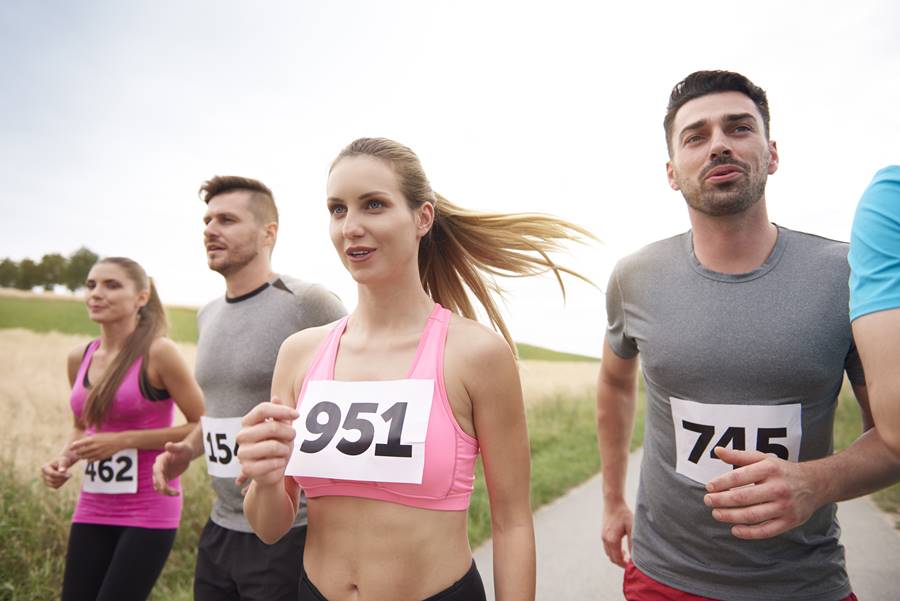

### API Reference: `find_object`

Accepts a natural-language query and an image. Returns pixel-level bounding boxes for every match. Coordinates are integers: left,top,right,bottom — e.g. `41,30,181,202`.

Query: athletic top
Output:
70,339,182,529
292,303,478,511
196,275,347,532
606,226,863,601
850,165,900,320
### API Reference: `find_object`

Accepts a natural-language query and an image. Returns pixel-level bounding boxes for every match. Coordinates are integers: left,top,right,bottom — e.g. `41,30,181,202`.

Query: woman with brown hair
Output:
40,257,204,601
236,138,592,601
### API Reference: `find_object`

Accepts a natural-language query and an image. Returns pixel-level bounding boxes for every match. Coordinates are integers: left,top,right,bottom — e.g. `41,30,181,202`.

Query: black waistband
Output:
299,561,484,601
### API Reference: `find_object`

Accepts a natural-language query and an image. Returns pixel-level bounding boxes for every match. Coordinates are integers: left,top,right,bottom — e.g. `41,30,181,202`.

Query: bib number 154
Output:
200,416,243,478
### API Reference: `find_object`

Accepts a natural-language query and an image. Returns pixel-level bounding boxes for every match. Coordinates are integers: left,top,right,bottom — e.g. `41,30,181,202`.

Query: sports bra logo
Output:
286,379,434,484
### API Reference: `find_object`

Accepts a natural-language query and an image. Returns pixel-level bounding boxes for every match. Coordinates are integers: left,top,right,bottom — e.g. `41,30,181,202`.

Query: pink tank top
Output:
292,303,479,511
70,340,182,529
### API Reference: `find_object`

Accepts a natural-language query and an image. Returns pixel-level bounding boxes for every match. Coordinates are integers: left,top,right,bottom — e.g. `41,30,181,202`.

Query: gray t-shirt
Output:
606,226,864,601
196,274,347,533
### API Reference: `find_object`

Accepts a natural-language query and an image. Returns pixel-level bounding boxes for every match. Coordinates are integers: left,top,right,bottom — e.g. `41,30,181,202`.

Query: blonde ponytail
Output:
332,138,595,353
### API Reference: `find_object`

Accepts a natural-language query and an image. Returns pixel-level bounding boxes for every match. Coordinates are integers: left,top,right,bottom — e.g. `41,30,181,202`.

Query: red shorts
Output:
623,561,858,601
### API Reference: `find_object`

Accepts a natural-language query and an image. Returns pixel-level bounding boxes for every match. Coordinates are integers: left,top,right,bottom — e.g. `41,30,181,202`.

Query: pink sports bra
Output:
292,303,478,511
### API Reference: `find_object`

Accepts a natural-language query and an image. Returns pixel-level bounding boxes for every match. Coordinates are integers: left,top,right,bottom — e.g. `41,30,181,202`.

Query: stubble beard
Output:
208,247,259,277
681,158,769,217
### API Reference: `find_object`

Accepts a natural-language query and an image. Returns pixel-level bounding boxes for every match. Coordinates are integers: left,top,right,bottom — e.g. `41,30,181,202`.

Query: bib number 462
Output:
82,448,138,494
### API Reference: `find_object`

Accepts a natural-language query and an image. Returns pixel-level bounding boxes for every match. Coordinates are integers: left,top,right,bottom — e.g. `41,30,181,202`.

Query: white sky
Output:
2,1,899,357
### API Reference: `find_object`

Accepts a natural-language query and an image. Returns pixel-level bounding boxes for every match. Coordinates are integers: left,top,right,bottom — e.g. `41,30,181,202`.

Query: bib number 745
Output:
682,422,790,462
670,397,802,485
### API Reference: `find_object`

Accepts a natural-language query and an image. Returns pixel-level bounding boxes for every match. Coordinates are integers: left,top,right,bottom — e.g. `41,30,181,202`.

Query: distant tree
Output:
15,258,39,290
38,253,67,291
0,258,17,288
64,247,99,292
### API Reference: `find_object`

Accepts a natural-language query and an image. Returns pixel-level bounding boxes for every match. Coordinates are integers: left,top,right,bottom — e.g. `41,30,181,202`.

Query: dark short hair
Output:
199,175,278,225
664,70,770,154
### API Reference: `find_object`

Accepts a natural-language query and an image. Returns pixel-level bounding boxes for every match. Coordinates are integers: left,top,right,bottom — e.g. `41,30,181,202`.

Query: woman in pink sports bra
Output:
237,138,591,601
40,257,204,601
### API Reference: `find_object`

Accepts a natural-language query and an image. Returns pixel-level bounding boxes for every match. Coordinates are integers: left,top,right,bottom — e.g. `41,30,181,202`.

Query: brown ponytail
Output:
82,258,169,427
332,138,595,353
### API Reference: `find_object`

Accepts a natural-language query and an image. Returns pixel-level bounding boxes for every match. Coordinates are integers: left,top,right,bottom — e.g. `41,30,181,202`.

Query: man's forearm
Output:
597,381,636,503
813,428,900,504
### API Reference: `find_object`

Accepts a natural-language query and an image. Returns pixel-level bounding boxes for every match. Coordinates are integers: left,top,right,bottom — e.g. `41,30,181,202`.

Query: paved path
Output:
473,449,900,600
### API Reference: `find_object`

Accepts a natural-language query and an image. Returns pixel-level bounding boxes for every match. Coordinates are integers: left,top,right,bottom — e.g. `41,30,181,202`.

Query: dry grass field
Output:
0,328,595,477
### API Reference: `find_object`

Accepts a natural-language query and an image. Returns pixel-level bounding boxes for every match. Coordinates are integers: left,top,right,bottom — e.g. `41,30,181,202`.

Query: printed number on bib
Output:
82,448,138,494
200,416,242,478
670,397,802,484
286,379,433,484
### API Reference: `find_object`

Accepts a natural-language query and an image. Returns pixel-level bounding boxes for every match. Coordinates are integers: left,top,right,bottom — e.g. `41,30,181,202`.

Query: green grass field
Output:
0,295,592,359
0,295,198,342
516,342,599,362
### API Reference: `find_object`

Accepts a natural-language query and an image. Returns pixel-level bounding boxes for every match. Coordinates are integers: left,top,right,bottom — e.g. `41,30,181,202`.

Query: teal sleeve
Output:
849,165,900,321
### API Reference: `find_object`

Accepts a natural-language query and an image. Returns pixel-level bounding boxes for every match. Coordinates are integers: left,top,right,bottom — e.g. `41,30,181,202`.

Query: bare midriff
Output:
303,495,472,601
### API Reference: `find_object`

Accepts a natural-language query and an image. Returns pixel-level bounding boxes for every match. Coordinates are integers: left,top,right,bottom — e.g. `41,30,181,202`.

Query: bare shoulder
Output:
148,336,179,359
67,343,87,367
66,343,88,385
281,322,334,361
445,314,517,379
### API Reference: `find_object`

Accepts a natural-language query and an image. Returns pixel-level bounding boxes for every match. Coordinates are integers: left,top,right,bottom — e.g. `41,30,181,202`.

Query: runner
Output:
236,137,593,601
40,256,204,601
850,166,900,455
152,175,347,601
597,70,900,601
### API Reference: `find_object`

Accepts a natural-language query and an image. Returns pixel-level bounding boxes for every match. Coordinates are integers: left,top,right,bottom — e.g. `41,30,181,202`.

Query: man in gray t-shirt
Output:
597,71,900,601
153,176,346,601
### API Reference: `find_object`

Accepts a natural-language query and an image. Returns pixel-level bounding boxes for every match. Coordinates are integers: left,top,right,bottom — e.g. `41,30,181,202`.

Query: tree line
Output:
0,247,99,292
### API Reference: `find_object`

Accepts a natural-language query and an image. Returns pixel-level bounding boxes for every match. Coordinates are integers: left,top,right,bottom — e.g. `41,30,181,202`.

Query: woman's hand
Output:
40,454,76,489
236,398,299,489
69,432,126,462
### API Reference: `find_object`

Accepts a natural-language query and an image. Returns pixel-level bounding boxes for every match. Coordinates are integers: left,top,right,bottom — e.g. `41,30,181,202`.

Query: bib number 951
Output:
82,448,138,494
286,379,433,484
300,401,412,458
670,397,802,485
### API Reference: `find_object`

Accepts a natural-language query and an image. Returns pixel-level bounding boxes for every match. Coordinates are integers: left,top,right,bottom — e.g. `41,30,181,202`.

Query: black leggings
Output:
62,522,177,601
299,561,486,601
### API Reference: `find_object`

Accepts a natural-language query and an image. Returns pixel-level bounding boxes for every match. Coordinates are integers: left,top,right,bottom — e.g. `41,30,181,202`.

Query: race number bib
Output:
82,448,138,494
670,397,802,485
286,379,433,484
201,416,242,478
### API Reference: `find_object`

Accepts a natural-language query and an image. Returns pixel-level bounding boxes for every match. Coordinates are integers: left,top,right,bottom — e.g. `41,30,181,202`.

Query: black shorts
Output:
299,561,486,601
194,519,307,601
